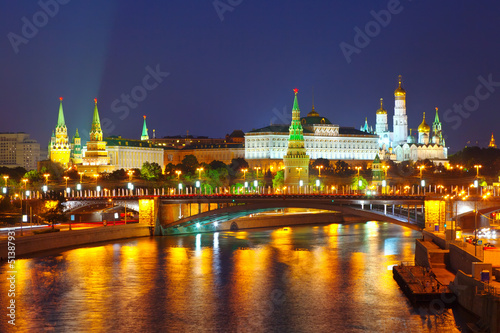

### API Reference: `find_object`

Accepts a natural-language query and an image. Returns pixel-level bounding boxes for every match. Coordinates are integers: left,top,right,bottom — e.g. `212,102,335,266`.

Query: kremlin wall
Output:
44,76,448,185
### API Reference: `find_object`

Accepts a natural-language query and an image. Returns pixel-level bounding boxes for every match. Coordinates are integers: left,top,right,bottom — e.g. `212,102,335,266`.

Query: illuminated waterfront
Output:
1,222,473,332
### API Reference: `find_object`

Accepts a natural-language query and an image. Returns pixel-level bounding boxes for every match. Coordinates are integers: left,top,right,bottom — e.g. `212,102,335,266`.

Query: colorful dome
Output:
418,112,430,132
394,75,406,97
376,98,387,114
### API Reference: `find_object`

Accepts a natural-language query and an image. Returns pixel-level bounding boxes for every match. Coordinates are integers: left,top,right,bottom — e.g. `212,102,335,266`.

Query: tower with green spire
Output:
49,97,71,166
71,128,83,164
141,115,149,140
432,107,445,146
78,99,113,175
283,89,310,187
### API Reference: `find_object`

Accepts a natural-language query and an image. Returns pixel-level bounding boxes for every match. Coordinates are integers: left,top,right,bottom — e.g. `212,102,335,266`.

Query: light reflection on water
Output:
1,222,472,332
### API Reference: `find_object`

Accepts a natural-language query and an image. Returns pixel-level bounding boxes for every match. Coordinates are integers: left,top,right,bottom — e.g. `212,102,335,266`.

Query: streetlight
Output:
43,173,50,184
196,167,204,179
355,166,362,194
63,176,69,188
22,178,28,190
316,165,324,177
382,165,389,178
474,164,482,178
175,170,182,180
78,172,84,183
127,170,134,182
3,175,9,187
93,173,99,184
242,168,248,180
418,165,425,194
254,166,261,178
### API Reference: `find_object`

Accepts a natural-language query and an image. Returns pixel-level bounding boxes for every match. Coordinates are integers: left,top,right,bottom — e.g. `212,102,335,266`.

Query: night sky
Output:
1,1,499,153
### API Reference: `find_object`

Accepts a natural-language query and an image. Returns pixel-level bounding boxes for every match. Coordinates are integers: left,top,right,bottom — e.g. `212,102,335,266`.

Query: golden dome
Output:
394,75,406,97
418,112,430,132
376,98,387,114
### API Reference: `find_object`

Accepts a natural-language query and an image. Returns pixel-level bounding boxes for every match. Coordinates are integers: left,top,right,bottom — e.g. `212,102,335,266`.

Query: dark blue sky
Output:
1,0,499,152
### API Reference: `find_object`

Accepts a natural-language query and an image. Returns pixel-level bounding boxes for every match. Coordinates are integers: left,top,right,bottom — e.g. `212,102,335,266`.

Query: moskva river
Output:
1,222,474,332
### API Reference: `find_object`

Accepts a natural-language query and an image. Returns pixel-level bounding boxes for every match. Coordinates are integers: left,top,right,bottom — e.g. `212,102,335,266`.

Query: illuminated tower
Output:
432,107,444,145
393,75,408,144
83,99,110,166
283,89,310,186
418,112,430,145
375,98,388,134
49,97,71,166
71,128,83,164
141,115,149,140
489,133,497,148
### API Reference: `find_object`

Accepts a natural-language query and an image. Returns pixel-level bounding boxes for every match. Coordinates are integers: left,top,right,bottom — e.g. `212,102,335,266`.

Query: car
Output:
465,236,473,244
484,243,496,249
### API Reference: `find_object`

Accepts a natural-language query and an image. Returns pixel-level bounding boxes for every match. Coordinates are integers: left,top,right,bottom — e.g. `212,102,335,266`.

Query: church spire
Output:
489,133,497,148
57,97,65,127
141,115,149,140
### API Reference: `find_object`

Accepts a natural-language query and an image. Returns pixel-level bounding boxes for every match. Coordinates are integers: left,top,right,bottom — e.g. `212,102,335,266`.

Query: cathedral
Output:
361,76,448,164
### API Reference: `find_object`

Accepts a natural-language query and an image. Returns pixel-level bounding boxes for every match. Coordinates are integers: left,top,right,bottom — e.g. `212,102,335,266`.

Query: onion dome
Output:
376,98,387,114
394,75,406,97
418,112,430,132
407,129,416,144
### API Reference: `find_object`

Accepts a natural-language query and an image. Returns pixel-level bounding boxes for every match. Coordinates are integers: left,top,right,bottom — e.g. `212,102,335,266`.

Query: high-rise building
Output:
48,97,71,166
0,133,40,170
283,89,310,186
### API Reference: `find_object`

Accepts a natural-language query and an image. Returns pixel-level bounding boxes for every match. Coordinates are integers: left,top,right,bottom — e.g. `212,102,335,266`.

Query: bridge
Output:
25,185,500,236
51,192,427,235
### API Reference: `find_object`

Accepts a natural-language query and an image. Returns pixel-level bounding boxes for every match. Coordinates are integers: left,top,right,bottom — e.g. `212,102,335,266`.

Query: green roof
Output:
57,99,65,127
105,137,160,148
92,100,101,127
248,125,313,134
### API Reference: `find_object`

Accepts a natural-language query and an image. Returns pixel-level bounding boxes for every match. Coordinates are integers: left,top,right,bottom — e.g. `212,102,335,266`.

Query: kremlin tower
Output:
48,97,71,166
70,129,83,165
393,75,408,144
432,107,444,145
77,99,113,174
283,89,310,187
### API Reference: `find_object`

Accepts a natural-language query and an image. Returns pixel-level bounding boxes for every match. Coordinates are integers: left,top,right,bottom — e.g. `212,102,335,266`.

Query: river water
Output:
1,222,474,332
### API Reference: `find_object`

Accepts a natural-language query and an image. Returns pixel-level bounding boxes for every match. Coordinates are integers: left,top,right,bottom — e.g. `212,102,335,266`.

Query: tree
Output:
108,169,128,181
228,158,249,176
351,175,368,190
141,162,162,180
273,170,284,188
23,169,41,182
41,199,68,229
311,158,331,175
209,160,227,171
333,161,352,175
181,155,199,174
